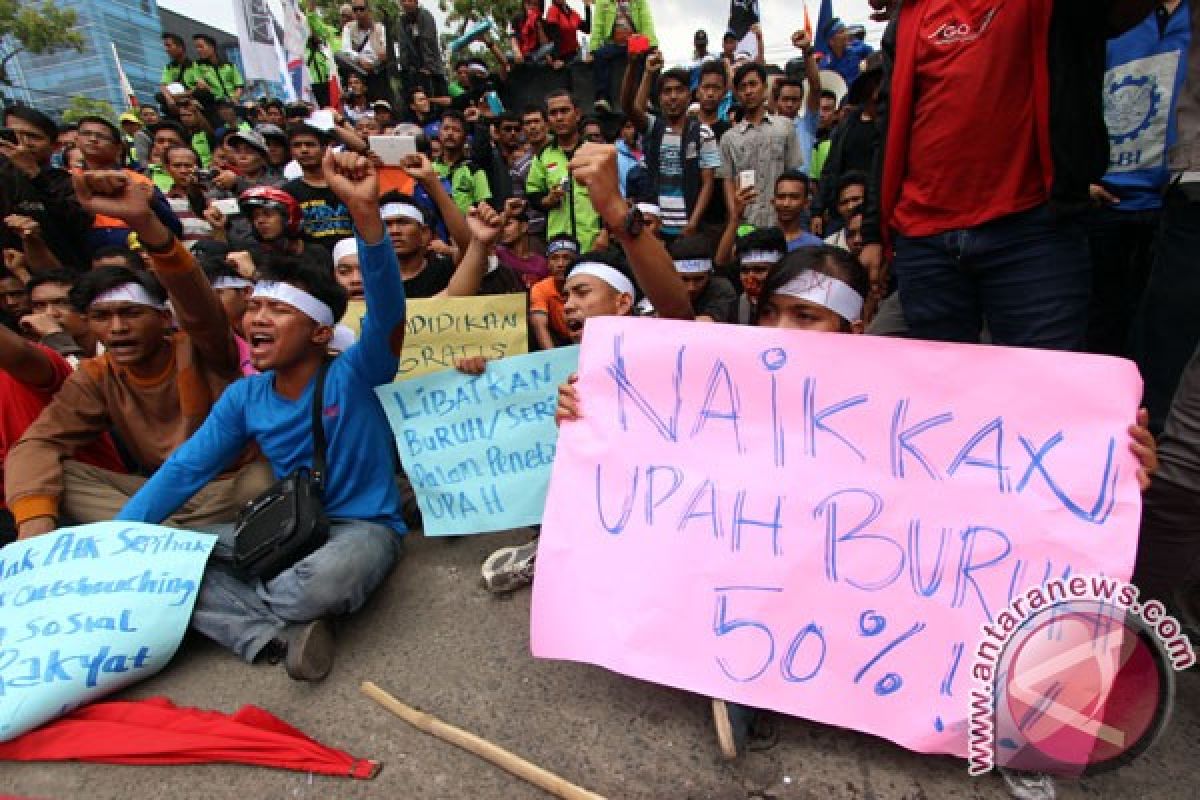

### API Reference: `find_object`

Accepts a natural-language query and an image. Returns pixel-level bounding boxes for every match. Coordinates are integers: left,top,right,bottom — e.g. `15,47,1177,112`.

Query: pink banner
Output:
531,317,1144,757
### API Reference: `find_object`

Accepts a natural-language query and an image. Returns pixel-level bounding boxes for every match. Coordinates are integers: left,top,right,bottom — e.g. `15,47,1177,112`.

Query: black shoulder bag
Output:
232,360,332,581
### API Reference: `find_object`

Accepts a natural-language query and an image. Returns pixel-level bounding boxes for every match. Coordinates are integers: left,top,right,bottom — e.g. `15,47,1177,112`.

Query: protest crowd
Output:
0,0,1198,796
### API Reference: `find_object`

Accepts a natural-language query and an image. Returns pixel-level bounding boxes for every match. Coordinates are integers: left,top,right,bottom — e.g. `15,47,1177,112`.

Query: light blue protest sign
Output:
377,347,580,536
0,522,215,741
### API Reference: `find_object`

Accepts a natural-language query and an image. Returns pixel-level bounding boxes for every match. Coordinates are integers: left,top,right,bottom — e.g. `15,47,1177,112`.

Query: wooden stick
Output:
361,681,607,800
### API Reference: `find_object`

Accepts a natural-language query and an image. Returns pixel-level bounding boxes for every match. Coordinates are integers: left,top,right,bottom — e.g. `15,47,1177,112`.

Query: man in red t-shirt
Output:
861,0,1157,350
0,324,125,543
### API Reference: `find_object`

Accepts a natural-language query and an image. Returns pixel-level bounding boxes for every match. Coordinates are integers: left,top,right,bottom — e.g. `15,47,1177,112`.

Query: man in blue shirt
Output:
1092,0,1191,358
118,150,408,682
820,18,873,87
772,170,823,251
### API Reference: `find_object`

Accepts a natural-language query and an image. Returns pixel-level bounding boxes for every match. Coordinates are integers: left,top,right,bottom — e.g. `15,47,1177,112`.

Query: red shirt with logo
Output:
892,0,1053,237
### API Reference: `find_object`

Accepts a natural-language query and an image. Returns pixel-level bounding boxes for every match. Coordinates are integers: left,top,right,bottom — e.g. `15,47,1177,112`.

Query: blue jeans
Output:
592,43,626,102
194,519,402,662
893,204,1091,351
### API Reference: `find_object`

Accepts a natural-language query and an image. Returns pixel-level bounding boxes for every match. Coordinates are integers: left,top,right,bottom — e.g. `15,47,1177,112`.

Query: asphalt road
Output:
4,528,1199,800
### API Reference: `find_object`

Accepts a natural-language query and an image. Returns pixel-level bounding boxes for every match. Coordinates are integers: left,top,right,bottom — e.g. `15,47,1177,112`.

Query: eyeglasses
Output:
352,6,367,10
78,129,116,143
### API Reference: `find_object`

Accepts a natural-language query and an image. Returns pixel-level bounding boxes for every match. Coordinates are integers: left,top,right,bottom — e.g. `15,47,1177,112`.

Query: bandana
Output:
90,283,166,311
774,270,864,323
252,281,335,326
568,262,635,297
211,276,253,291
547,239,580,256
740,250,784,266
379,202,424,224
674,258,713,274
331,238,359,265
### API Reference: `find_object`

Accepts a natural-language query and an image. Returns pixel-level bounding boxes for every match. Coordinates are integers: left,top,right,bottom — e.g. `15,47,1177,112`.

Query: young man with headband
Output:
482,142,694,592
115,150,410,681
668,234,736,323
529,235,580,350
6,171,271,538
201,260,257,376
330,237,365,301
376,153,484,299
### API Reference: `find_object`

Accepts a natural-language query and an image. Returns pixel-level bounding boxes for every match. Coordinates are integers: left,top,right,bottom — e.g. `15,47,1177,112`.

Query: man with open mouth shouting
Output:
6,169,273,540
113,150,418,681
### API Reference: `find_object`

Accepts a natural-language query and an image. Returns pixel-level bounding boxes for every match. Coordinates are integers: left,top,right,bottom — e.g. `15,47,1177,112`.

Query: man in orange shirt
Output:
529,234,577,350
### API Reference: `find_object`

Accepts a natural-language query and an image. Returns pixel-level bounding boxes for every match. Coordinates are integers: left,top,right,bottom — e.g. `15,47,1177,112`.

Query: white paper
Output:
370,135,417,166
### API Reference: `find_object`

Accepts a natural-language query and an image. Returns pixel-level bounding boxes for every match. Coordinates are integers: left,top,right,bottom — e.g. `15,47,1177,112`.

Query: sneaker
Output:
593,98,612,113
481,539,538,593
283,619,335,682
999,768,1056,800
711,698,756,760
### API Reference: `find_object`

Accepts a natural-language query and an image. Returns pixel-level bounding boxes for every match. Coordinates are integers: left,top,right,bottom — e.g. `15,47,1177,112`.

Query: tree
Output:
0,0,86,86
61,96,117,125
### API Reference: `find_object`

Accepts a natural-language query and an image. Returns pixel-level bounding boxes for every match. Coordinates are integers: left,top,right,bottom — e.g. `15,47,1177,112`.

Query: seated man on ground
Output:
668,234,736,323
529,235,579,351
115,150,411,682
5,170,271,538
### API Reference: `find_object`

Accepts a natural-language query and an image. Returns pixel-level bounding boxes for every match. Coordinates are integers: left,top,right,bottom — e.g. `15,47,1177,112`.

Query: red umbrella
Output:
0,696,378,779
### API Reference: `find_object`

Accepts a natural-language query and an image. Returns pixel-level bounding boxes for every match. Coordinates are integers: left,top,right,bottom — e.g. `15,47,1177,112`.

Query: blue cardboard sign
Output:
377,347,580,536
0,522,215,741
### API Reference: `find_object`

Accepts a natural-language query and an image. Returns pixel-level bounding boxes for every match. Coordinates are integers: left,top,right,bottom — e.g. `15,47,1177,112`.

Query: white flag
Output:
233,0,282,82
278,0,313,102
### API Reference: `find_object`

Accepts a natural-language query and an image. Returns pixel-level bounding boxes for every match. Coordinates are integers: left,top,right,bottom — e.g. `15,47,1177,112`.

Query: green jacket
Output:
191,62,244,100
526,142,601,251
160,60,196,88
435,159,492,214
589,0,657,50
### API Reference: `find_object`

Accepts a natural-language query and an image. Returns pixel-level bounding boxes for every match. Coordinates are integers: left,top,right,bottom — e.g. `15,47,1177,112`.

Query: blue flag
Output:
815,0,836,57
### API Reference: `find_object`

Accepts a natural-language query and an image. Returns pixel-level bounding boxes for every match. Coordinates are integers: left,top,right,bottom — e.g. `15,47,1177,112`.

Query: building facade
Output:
3,1,257,120
6,0,166,118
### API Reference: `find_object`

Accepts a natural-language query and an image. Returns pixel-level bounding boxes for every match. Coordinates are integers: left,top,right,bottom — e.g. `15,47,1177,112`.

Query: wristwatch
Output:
623,205,646,238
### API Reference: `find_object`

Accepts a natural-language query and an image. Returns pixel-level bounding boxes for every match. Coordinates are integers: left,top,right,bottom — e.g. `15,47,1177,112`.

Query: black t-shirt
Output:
404,253,456,298
480,263,526,296
282,178,353,247
693,275,737,323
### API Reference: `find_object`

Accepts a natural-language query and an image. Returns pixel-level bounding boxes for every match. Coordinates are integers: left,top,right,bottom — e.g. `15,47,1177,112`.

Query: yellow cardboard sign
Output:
343,293,528,380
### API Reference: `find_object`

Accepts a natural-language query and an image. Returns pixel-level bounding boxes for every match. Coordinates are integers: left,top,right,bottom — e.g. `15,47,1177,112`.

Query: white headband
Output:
741,250,784,266
636,202,661,218
774,270,864,322
252,281,335,326
674,258,713,274
212,276,253,291
380,202,424,224
331,238,359,265
90,282,166,310
329,323,357,352
568,262,635,298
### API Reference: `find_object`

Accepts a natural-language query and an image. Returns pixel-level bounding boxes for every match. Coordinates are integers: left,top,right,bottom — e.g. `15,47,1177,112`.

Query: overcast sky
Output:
158,0,883,66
